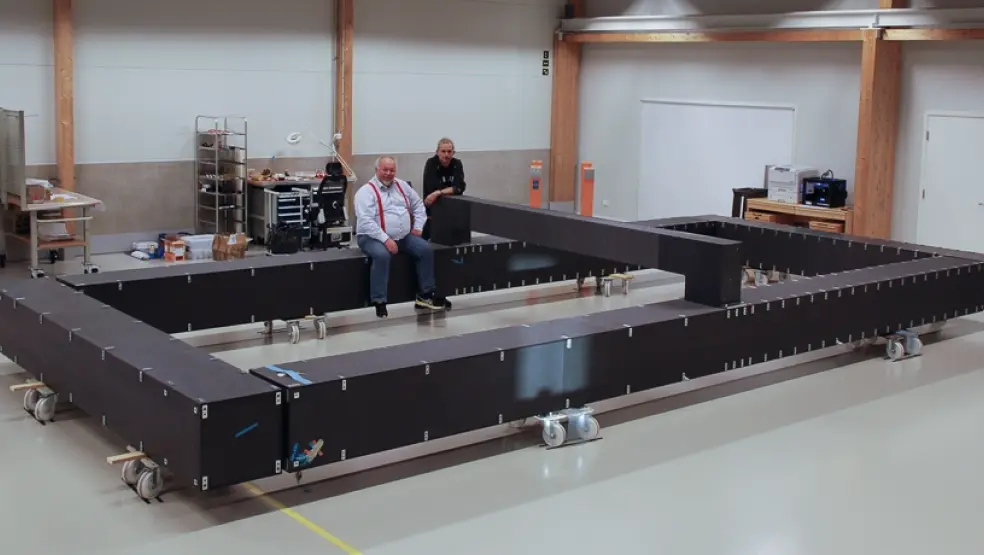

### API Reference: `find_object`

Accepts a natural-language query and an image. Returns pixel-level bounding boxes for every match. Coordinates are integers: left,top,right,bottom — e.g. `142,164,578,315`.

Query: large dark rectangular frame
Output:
1,197,982,494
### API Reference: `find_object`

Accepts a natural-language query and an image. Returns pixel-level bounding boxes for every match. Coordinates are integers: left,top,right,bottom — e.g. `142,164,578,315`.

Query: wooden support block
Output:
106,451,146,465
9,381,44,392
608,273,633,281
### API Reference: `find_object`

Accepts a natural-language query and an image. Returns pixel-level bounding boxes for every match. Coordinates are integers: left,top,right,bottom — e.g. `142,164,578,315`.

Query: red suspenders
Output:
369,180,413,233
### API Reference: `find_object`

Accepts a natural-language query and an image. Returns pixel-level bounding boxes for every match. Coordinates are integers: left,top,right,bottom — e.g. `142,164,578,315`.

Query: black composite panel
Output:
252,255,984,473
442,196,744,306
0,278,284,490
58,236,639,333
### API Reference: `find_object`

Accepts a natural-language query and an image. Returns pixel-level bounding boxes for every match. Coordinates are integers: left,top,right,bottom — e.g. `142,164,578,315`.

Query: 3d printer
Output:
802,170,848,209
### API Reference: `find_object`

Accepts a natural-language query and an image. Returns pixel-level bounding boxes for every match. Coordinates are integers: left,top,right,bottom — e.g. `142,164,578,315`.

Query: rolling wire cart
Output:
195,115,248,235
0,107,27,270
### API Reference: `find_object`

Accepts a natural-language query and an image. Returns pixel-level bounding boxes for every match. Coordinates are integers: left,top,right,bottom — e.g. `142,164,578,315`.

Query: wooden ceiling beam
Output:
563,29,864,43
884,28,984,41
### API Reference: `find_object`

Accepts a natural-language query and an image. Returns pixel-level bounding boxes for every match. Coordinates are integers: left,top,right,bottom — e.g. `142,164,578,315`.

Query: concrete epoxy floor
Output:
2,253,984,554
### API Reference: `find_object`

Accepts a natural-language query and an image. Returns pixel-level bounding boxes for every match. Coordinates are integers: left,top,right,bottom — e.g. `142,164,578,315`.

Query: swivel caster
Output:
903,334,923,357
34,395,57,423
602,278,613,298
121,459,144,486
22,388,40,413
30,268,45,279
536,406,602,449
83,264,100,274
23,388,57,423
135,467,163,501
315,319,327,340
288,322,301,344
542,421,566,448
576,414,601,441
886,330,922,361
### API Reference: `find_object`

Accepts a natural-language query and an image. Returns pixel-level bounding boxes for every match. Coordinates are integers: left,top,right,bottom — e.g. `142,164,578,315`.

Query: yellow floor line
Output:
243,482,363,555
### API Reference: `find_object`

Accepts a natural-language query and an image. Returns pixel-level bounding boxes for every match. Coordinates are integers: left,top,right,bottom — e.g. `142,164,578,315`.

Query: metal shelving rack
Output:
0,108,27,268
195,115,248,235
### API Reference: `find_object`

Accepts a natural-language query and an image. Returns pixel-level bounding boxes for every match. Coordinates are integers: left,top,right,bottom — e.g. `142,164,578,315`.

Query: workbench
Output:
2,187,104,278
744,198,854,234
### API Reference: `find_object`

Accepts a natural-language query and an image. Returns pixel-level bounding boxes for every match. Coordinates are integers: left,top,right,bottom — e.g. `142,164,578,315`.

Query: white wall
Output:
0,0,55,165
353,0,562,155
579,42,862,221
894,42,984,243
72,0,334,164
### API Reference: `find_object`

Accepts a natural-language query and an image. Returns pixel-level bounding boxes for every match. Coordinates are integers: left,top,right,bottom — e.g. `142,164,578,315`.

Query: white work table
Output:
3,187,104,278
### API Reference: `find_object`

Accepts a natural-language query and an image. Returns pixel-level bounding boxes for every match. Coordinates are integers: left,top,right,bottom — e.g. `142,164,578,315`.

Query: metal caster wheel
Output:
315,319,327,340
122,459,144,486
33,394,57,422
22,389,40,413
135,468,163,500
288,322,301,344
542,421,566,448
578,415,600,441
83,264,100,274
886,339,905,361
905,336,923,356
30,268,45,279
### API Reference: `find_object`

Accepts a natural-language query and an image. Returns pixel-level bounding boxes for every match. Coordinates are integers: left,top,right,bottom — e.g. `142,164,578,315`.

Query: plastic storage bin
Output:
182,234,215,260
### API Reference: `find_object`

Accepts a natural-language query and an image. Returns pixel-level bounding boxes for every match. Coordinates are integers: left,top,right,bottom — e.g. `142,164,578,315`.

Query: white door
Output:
917,114,984,252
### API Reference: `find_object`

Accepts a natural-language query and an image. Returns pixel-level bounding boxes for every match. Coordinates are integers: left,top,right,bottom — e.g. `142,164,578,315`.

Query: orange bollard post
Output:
530,160,543,208
579,161,594,217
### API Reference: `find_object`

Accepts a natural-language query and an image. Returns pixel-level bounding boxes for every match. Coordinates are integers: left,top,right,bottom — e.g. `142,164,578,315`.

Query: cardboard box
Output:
26,184,51,204
212,232,248,261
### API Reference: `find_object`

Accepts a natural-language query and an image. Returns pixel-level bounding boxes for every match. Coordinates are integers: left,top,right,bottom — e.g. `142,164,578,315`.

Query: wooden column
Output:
548,1,583,208
53,0,74,191
852,28,902,239
335,0,354,211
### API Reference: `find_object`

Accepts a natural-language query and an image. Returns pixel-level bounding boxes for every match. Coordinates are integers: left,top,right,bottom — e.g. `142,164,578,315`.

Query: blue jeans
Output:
357,233,436,303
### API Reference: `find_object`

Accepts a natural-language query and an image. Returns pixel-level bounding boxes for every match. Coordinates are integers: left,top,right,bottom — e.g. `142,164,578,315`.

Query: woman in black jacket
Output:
421,137,467,240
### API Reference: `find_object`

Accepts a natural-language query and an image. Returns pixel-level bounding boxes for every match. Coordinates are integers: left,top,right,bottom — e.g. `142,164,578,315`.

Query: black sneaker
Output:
373,302,388,318
415,293,451,311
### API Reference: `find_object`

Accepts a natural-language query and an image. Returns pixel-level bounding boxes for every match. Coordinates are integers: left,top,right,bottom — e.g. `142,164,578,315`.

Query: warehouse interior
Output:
3,0,984,553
